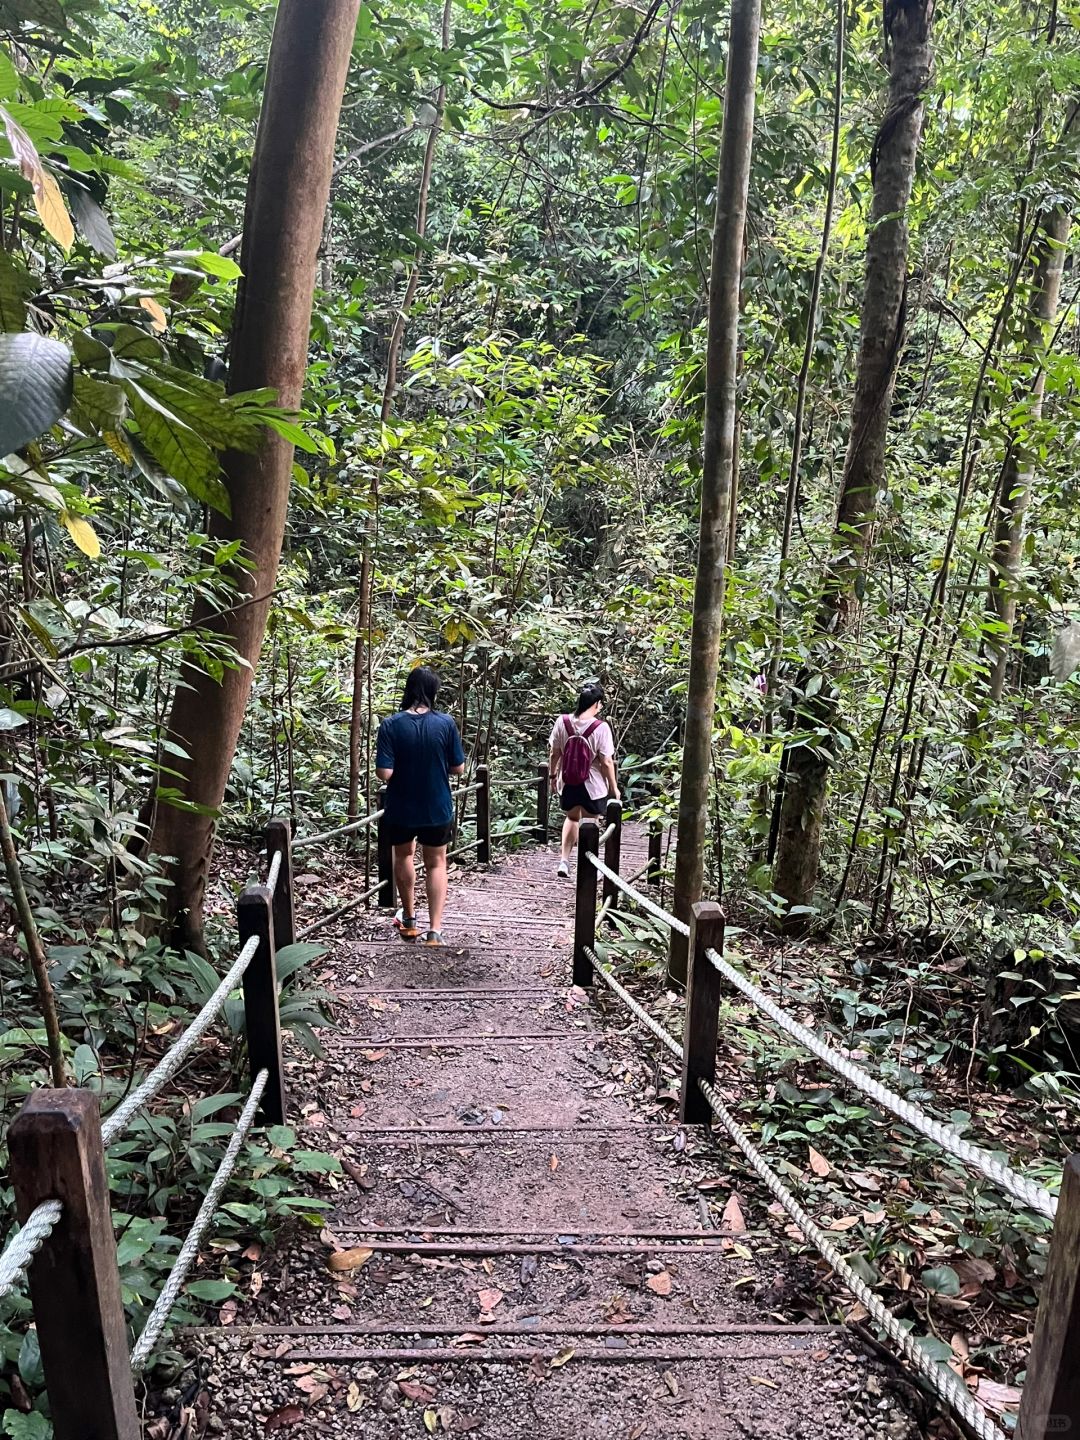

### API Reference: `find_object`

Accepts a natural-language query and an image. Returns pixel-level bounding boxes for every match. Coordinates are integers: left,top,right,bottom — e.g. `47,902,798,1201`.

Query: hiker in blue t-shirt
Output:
375,666,466,945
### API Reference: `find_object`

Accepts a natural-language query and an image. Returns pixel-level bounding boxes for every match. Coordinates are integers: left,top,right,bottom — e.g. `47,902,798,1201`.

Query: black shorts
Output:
382,821,454,849
559,784,606,817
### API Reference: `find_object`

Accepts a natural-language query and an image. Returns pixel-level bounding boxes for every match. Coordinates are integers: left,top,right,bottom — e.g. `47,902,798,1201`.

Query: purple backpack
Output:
560,715,601,786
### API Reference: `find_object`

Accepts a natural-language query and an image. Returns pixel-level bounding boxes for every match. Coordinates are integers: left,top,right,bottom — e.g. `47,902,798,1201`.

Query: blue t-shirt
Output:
376,710,466,829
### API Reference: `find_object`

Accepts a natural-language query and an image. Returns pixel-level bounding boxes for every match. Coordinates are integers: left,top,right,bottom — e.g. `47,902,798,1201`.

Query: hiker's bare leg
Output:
422,844,448,931
561,808,586,862
394,842,416,919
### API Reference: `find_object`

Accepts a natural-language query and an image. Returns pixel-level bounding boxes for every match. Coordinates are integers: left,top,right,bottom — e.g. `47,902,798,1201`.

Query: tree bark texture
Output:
150,0,360,948
772,0,933,928
986,206,1069,701
668,0,761,985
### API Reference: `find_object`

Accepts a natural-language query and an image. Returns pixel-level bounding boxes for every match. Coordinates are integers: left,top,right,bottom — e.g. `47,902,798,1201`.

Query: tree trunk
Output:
668,0,761,985
347,0,452,822
150,0,359,950
985,206,1069,701
771,0,933,929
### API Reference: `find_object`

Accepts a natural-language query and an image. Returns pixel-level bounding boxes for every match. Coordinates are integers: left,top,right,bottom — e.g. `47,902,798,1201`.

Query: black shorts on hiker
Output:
382,821,454,848
559,784,606,817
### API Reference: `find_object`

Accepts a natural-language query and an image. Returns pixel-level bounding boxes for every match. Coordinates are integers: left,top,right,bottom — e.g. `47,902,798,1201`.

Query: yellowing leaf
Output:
103,430,134,463
549,1347,575,1368
33,169,74,252
60,510,100,559
423,1410,438,1433
139,296,168,332
749,1376,778,1389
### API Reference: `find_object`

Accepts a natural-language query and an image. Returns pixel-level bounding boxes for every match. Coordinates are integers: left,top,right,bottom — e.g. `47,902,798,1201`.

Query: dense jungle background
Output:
2,0,1079,1431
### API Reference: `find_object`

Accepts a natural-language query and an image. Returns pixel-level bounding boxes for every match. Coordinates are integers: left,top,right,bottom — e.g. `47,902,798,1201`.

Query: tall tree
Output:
984,206,1070,701
668,0,761,985
771,0,934,926
150,0,361,949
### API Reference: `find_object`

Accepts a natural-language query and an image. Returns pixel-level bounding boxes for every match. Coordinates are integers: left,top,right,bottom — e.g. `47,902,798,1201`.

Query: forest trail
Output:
191,826,915,1440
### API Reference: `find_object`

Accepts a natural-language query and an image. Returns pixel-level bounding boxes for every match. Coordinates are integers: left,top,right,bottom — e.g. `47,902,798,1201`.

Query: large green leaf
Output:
0,332,72,453
130,366,264,451
0,0,67,28
124,381,230,515
0,47,19,100
68,184,116,259
0,250,30,330
71,370,127,431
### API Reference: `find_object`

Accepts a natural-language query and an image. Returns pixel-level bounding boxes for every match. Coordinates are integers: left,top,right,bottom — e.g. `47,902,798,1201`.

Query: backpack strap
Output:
561,715,575,738
581,718,603,741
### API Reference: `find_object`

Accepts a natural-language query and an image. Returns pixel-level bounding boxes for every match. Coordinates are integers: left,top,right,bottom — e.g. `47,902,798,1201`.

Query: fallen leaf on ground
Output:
662,1370,678,1396
424,1411,438,1433
327,1247,374,1273
550,1347,575,1368
264,1405,305,1432
808,1146,831,1177
346,1382,363,1412
549,1153,559,1172
218,1300,238,1325
721,1193,746,1232
646,1271,672,1296
749,1377,778,1389
827,1215,860,1232
476,1287,504,1314
400,1381,436,1403
362,1049,386,1062
977,1380,1022,1414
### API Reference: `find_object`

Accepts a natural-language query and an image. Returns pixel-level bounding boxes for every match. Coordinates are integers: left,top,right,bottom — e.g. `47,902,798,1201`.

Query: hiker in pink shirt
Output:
548,681,620,878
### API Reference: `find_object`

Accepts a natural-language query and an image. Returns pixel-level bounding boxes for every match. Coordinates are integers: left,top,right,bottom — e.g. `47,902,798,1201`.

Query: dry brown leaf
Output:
808,1146,832,1177
749,1377,778,1389
423,1412,438,1434
264,1404,305,1432
977,1379,1022,1415
721,1193,746,1232
827,1215,860,1232
476,1287,504,1314
400,1381,437,1403
662,1370,678,1397
218,1299,238,1326
327,1247,374,1273
645,1271,672,1296
549,1153,559,1173
549,1347,575,1368
138,296,167,332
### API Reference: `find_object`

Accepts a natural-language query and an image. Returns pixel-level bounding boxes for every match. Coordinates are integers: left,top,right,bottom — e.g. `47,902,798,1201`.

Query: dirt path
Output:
190,828,920,1439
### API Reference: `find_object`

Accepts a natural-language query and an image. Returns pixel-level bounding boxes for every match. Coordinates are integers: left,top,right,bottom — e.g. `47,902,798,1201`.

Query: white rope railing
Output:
584,855,1056,1219
101,936,258,1147
292,809,384,854
582,946,1005,1440
130,1070,268,1372
265,849,282,896
597,821,617,845
696,1074,1006,1440
0,1199,63,1300
702,944,1057,1220
587,854,690,936
490,775,540,791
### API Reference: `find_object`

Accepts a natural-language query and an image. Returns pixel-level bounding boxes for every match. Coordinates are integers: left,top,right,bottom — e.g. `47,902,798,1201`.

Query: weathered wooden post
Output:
647,817,663,885
265,815,295,951
237,882,286,1125
377,784,396,909
602,798,622,913
679,901,726,1125
573,819,600,988
1018,1155,1080,1440
534,763,549,843
476,764,492,866
10,1091,141,1440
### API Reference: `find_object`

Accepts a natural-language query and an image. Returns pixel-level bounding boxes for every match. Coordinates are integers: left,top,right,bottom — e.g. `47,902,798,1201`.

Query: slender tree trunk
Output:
985,206,1069,700
0,787,67,1086
150,0,359,949
772,0,933,928
668,0,761,985
347,0,451,821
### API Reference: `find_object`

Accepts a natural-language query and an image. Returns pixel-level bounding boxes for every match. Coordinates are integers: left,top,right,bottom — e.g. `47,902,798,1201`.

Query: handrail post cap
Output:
691,900,725,922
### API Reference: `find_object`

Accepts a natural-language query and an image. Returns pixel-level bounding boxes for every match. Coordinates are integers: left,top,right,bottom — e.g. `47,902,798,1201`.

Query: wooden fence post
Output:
573,819,599,988
265,815,295,951
602,797,622,914
679,901,726,1125
476,764,492,866
238,882,286,1126
1018,1154,1080,1440
534,763,549,843
9,1090,140,1440
377,785,396,909
647,818,662,884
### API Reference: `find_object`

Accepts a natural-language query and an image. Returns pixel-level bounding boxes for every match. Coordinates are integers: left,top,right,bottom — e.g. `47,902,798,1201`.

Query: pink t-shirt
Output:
549,715,615,801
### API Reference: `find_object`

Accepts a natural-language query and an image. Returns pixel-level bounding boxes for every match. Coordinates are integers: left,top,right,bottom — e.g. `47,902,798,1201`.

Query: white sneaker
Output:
557,860,569,879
